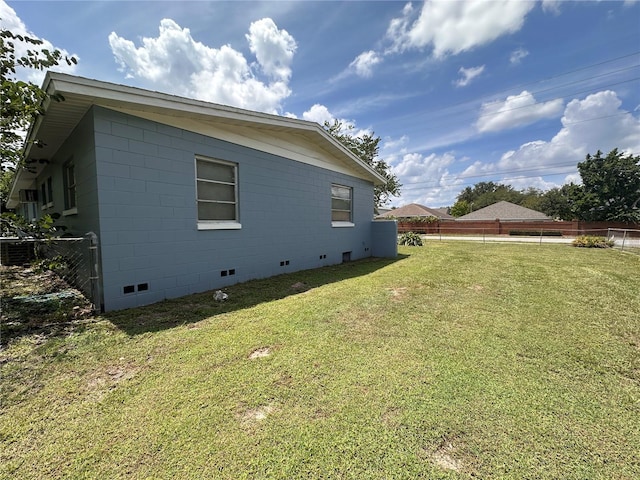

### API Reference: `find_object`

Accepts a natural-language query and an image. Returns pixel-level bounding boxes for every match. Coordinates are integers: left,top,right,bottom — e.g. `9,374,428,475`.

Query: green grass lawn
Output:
2,242,639,479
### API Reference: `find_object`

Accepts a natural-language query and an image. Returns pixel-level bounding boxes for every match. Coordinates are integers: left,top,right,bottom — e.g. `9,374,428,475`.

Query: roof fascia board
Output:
48,73,386,185
48,72,314,130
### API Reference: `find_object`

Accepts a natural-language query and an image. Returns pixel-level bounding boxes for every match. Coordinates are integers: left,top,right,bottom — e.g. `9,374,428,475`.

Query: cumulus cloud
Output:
471,90,640,178
0,0,78,84
390,151,465,206
386,0,535,58
349,50,382,78
455,65,485,87
302,104,335,125
476,91,564,133
109,17,296,114
349,0,534,81
246,18,296,81
300,103,376,140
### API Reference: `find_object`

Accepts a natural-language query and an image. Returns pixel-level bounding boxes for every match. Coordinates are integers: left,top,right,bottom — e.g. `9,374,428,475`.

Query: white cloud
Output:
390,151,465,206
509,47,529,65
0,0,78,85
302,104,335,125
475,90,640,177
301,104,369,138
455,65,485,87
541,0,562,15
349,50,382,78
386,0,535,58
476,91,564,133
246,18,296,81
109,17,296,114
552,90,640,154
382,135,409,152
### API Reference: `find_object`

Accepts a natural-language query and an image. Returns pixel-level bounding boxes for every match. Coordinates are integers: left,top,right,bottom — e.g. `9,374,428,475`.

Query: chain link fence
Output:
1,233,101,311
606,228,640,254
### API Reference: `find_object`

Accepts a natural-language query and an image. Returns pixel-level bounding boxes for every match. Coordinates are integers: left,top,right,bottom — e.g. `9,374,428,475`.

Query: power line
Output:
390,50,640,125
400,161,579,189
385,51,640,199
401,169,579,192
425,76,640,127
476,72,640,121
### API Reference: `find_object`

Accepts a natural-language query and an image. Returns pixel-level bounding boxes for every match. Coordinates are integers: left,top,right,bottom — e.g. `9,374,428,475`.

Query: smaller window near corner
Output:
40,176,53,210
63,159,77,213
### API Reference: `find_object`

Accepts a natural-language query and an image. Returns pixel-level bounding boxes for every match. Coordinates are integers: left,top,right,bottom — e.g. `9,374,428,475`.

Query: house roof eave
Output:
7,72,385,208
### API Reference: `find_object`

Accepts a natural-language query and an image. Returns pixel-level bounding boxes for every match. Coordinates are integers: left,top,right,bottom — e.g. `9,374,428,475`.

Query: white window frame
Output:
331,183,354,227
195,155,241,230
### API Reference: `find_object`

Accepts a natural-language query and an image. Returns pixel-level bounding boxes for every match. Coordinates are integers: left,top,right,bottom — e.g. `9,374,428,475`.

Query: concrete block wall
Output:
89,106,382,311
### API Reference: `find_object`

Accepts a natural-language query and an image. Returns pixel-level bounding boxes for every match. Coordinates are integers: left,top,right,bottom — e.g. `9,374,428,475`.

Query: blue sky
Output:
3,0,640,207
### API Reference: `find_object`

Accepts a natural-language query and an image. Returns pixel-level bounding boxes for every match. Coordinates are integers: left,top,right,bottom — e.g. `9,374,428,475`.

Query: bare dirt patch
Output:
432,443,463,472
86,360,140,401
387,287,408,300
420,437,465,473
248,347,271,359
238,403,276,425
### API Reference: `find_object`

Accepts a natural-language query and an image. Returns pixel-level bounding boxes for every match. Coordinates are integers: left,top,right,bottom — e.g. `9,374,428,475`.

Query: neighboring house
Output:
456,201,551,221
375,207,393,217
376,203,454,220
6,73,397,311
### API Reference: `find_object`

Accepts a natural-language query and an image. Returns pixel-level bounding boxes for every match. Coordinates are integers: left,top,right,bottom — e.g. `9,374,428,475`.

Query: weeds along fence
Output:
0,233,101,311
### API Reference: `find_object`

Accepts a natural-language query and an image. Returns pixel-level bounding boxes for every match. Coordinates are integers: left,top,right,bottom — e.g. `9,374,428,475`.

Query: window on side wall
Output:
40,176,53,210
196,156,240,230
331,184,354,227
63,159,77,215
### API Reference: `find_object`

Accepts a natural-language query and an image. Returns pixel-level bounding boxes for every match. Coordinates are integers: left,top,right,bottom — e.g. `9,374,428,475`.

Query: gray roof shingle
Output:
377,203,454,220
456,201,551,221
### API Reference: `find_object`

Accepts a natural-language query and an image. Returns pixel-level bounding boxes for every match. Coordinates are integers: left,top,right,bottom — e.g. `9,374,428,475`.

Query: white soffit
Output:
107,105,374,182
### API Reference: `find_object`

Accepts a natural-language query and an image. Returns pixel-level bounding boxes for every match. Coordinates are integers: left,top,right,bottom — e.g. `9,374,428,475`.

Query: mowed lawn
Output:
1,242,639,479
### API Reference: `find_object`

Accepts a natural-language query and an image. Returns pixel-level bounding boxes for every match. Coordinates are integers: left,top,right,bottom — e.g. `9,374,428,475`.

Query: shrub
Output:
572,236,614,248
398,232,423,246
404,216,438,224
509,230,563,236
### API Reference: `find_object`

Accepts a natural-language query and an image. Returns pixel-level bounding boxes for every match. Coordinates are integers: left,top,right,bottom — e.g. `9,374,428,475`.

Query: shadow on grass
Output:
105,255,408,336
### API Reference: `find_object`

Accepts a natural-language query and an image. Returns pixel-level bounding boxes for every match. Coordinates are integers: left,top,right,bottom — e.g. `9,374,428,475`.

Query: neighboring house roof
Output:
456,201,551,221
376,203,454,220
8,72,386,208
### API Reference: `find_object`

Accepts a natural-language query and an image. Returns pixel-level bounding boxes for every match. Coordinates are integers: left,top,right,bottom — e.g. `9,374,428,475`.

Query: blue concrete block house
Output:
7,73,397,311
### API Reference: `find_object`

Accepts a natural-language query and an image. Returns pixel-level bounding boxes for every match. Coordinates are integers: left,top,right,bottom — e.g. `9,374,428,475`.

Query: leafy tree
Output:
0,28,77,207
324,120,401,207
453,149,640,222
519,187,544,211
574,149,640,222
450,199,471,217
538,183,582,220
0,211,64,238
456,181,524,210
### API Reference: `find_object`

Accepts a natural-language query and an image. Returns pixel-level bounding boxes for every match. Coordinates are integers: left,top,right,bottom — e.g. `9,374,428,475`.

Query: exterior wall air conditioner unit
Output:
19,189,38,202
